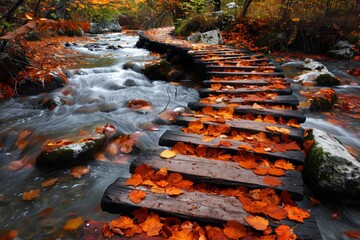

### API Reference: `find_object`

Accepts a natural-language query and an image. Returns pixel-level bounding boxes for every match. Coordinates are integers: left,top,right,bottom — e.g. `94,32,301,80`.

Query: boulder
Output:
187,29,224,45
303,129,360,201
328,40,355,59
143,60,171,80
17,72,66,96
122,62,143,73
309,88,337,112
36,131,106,165
90,19,122,34
294,58,340,86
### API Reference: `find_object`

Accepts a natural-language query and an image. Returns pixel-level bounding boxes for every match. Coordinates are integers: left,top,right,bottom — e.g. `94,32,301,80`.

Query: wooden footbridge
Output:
98,28,321,239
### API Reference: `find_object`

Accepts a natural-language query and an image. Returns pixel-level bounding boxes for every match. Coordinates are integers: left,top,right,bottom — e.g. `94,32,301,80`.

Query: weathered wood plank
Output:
198,87,293,97
188,49,248,55
205,65,282,72
195,55,265,62
207,71,285,78
175,116,304,142
229,95,299,108
159,130,305,164
193,53,247,59
188,102,306,123
201,58,272,65
130,151,304,199
101,178,321,239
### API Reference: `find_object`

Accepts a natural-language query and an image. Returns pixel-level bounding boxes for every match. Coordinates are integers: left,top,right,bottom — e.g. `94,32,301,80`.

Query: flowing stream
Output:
0,33,359,239
0,33,199,239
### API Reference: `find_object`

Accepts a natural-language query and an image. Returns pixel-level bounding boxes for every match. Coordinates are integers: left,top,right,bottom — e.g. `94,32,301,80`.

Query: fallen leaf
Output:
284,204,311,222
124,224,143,237
202,135,216,142
343,230,360,239
219,139,232,147
160,149,177,159
165,186,183,196
266,126,290,135
70,166,90,178
223,220,247,239
310,197,321,206
263,176,283,187
22,189,41,201
167,172,183,184
41,178,58,188
274,159,295,171
109,216,134,230
63,216,84,231
103,223,115,238
129,190,147,203
244,215,269,231
140,212,164,237
275,225,296,240
125,174,143,187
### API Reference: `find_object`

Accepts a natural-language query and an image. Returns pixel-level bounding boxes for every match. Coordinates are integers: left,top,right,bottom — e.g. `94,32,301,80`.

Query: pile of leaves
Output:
104,163,312,239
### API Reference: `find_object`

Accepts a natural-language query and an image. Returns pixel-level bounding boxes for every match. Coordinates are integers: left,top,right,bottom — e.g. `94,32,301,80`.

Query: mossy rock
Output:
303,129,360,201
36,133,105,166
309,88,337,112
315,73,340,86
143,60,172,80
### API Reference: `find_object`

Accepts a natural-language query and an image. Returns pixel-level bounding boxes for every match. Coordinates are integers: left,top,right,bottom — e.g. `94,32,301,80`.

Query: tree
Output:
241,0,252,18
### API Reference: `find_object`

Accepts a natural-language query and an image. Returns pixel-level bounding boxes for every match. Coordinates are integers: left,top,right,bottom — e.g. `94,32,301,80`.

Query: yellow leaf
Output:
160,149,176,159
63,216,84,230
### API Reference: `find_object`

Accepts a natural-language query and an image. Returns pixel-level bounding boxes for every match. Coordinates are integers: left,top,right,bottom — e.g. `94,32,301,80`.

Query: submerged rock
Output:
36,131,106,165
309,88,337,112
123,62,143,73
303,129,360,201
294,58,340,86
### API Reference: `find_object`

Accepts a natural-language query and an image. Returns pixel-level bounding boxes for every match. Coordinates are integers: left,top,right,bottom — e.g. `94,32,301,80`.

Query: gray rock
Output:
187,29,224,45
122,62,143,73
328,40,355,59
303,129,360,201
294,58,340,86
36,132,106,165
90,19,122,34
17,72,66,96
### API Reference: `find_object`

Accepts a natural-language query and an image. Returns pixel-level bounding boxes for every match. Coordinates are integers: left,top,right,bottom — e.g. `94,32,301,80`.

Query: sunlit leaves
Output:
140,212,164,237
22,189,41,201
244,215,269,231
63,216,84,231
160,149,177,159
129,190,147,203
223,220,247,239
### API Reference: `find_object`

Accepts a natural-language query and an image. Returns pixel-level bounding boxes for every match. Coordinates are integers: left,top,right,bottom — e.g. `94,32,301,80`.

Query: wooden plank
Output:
207,71,285,78
193,53,247,59
205,65,282,72
130,151,304,199
202,58,272,65
198,87,293,97
229,95,299,107
175,116,304,142
188,102,306,123
203,79,270,86
159,130,305,164
101,178,321,239
195,55,265,62
188,49,247,55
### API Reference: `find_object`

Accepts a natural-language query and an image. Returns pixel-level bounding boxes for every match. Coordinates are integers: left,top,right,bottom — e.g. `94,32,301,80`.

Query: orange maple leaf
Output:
167,172,183,184
165,186,184,196
263,176,283,187
134,164,155,180
244,215,269,231
124,224,143,237
22,189,41,201
223,220,247,239
275,225,296,240
219,139,232,147
109,216,134,230
274,159,295,170
284,204,311,222
125,174,143,187
140,212,164,237
129,190,147,204
70,166,90,178
303,140,314,152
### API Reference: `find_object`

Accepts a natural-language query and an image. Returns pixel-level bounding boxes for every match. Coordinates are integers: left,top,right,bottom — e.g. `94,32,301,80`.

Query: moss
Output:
174,15,218,36
315,74,340,86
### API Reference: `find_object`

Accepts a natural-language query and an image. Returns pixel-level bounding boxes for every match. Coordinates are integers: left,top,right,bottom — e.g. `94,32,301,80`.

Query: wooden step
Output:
188,102,306,123
130,151,304,199
203,79,289,86
198,87,293,97
193,53,247,59
159,130,305,164
175,116,304,142
207,71,285,78
228,95,299,108
188,49,247,55
201,58,272,65
195,55,265,62
205,65,282,72
101,178,321,239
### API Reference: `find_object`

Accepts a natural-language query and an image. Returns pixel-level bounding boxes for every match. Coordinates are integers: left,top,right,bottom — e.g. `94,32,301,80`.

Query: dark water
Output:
0,33,359,239
0,33,199,239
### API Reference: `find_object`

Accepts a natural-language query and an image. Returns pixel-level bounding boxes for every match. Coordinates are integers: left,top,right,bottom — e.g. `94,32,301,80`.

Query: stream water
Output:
0,33,359,239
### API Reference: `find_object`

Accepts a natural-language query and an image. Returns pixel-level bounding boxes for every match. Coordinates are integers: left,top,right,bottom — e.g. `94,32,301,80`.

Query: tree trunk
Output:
214,0,221,11
4,0,26,22
241,0,252,18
